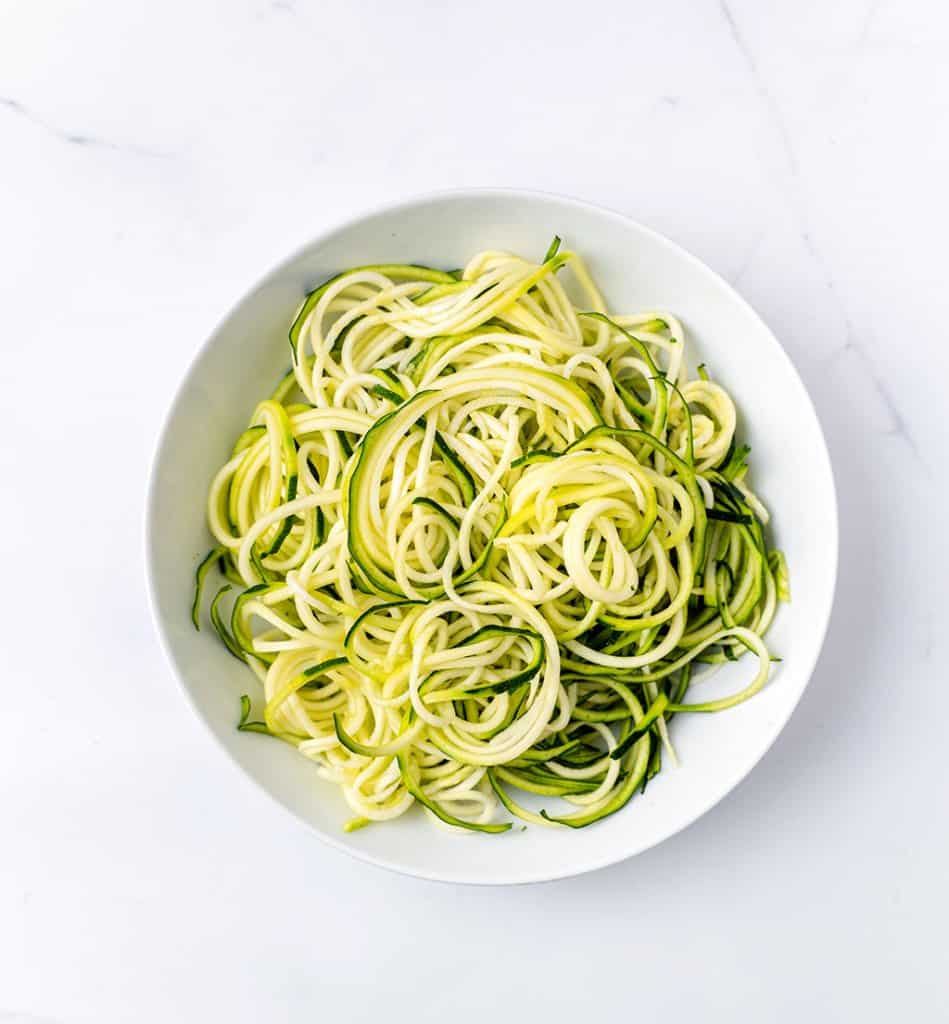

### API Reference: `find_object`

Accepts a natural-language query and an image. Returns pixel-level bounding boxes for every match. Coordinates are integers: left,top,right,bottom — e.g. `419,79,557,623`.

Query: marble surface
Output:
2,1,947,1020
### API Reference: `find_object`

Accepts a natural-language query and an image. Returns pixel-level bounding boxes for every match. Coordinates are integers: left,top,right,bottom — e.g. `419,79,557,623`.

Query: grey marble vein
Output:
841,324,920,457
730,228,765,286
0,96,168,159
804,222,921,457
719,0,799,177
858,0,881,47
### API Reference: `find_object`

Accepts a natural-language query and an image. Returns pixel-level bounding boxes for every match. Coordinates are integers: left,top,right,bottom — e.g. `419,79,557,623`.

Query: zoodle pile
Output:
193,239,789,833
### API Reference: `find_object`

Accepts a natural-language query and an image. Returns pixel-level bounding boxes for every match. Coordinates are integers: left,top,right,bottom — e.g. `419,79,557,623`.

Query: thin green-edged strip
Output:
398,752,512,834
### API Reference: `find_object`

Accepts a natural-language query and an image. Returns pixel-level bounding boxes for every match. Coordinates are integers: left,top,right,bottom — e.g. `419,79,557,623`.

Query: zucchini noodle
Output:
194,239,789,833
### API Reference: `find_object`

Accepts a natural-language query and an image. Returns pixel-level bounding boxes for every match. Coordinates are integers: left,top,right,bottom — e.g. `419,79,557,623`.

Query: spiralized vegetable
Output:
193,240,789,833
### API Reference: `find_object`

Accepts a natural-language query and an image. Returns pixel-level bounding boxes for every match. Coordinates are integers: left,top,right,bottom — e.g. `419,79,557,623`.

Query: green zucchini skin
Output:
192,546,225,629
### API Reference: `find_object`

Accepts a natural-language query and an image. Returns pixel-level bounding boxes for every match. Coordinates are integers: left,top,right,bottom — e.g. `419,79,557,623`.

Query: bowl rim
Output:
145,186,839,885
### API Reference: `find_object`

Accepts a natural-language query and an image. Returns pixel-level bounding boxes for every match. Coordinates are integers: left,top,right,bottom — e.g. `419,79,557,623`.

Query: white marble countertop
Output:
2,1,947,1020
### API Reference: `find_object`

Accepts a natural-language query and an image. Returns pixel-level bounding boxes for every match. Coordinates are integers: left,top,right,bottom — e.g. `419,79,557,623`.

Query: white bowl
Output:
146,189,837,884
